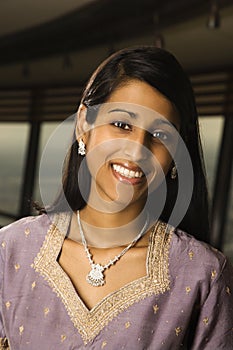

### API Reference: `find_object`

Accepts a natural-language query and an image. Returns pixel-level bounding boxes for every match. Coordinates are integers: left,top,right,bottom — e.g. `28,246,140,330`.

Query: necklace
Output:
77,210,149,287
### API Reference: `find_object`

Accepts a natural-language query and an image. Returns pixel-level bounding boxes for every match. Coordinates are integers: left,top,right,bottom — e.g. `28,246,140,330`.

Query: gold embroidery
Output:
125,321,131,329
31,281,36,290
188,251,194,260
175,327,182,336
0,337,10,350
211,270,217,279
1,241,6,249
14,264,20,271
33,213,172,344
153,304,159,314
185,286,191,294
19,325,24,335
5,302,11,310
203,317,209,325
24,228,30,236
44,307,50,316
101,341,107,348
61,335,66,342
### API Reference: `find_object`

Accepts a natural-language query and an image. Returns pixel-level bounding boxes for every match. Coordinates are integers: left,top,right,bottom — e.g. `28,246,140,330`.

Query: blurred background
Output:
0,0,232,261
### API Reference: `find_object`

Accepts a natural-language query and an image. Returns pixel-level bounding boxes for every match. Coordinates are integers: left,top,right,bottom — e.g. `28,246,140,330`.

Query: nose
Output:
123,129,149,161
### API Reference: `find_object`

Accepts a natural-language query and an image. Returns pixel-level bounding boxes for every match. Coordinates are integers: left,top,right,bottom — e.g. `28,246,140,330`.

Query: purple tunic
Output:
0,213,233,349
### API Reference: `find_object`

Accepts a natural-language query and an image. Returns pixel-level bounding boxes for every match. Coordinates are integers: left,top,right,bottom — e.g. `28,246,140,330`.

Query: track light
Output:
207,0,220,29
153,13,165,48
154,33,165,49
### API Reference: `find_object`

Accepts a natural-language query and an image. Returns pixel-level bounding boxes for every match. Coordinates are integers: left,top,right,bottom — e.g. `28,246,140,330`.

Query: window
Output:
198,116,224,197
0,123,29,220
223,170,233,263
33,119,74,209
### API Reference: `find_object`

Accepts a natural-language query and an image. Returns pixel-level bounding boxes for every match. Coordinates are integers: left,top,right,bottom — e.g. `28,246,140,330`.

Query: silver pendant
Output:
86,263,105,287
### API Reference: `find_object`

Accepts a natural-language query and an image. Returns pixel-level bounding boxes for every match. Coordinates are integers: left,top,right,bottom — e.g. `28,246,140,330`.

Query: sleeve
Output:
192,258,233,350
0,238,10,350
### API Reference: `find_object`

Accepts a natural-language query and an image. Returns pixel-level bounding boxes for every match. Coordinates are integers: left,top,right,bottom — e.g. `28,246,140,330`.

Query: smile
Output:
112,164,144,179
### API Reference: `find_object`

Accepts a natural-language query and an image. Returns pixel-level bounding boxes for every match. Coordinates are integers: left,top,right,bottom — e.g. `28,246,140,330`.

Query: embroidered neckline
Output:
33,212,172,344
0,337,10,350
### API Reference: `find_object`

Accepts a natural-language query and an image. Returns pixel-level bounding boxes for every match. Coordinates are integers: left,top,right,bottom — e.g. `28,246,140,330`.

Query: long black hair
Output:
48,46,210,242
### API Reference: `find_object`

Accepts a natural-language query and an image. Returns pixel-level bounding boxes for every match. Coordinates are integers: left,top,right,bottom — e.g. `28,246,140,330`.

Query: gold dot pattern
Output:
175,327,182,336
14,264,21,271
101,340,107,348
153,304,159,314
0,212,233,349
19,325,24,335
61,334,66,342
125,322,131,329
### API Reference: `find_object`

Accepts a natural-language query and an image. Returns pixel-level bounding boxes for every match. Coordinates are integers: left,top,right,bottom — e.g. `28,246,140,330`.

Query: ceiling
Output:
0,0,232,87
0,0,96,37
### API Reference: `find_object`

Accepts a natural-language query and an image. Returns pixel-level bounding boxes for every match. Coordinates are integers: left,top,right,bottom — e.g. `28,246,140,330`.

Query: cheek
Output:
85,144,106,179
86,127,113,152
152,147,173,175
85,138,119,179
86,132,100,152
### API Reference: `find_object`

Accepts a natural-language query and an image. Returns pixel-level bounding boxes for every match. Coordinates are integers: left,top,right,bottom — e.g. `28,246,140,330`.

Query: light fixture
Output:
154,33,165,49
207,0,220,29
153,13,165,48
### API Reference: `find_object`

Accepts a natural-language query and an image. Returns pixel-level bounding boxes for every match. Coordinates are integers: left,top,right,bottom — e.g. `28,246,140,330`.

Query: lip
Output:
111,161,146,185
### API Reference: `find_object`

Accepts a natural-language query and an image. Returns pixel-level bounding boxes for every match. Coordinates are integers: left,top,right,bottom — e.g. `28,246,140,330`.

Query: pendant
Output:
86,263,105,287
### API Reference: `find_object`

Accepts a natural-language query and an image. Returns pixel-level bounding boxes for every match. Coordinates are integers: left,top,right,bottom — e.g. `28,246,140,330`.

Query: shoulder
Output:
0,214,55,265
0,212,71,257
0,212,71,271
169,227,228,281
0,214,57,261
0,214,51,243
0,215,49,278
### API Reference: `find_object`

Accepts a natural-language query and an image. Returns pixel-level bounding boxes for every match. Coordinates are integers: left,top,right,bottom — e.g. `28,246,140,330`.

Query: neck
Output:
69,204,151,248
81,203,146,228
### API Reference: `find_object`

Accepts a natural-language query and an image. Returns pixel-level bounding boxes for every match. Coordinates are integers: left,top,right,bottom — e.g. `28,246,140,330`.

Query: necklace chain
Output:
77,210,149,287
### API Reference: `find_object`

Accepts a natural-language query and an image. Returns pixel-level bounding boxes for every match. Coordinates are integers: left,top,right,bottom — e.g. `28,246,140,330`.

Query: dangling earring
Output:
170,165,177,179
78,139,86,156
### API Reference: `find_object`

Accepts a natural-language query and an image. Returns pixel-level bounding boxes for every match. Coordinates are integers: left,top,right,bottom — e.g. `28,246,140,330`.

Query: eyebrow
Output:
155,119,179,130
108,108,179,130
108,108,138,119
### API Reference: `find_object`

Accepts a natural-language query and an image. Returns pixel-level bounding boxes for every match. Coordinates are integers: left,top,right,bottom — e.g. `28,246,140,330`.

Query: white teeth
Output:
129,170,134,177
112,164,143,179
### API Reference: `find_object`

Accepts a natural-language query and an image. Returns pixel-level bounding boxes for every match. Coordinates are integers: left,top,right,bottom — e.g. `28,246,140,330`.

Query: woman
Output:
0,46,233,349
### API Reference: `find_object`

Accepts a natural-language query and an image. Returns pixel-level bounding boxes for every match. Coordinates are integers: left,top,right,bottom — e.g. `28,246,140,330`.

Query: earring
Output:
78,139,86,156
170,165,177,179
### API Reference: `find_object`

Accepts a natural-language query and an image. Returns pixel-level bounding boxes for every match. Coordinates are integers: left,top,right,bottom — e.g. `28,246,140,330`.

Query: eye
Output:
111,121,132,131
151,130,169,142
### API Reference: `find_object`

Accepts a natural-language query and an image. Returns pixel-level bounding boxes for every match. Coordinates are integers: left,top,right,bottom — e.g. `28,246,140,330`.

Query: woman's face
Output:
78,79,180,213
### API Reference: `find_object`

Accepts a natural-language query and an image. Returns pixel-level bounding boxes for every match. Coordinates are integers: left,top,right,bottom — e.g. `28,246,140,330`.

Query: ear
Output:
75,104,90,142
